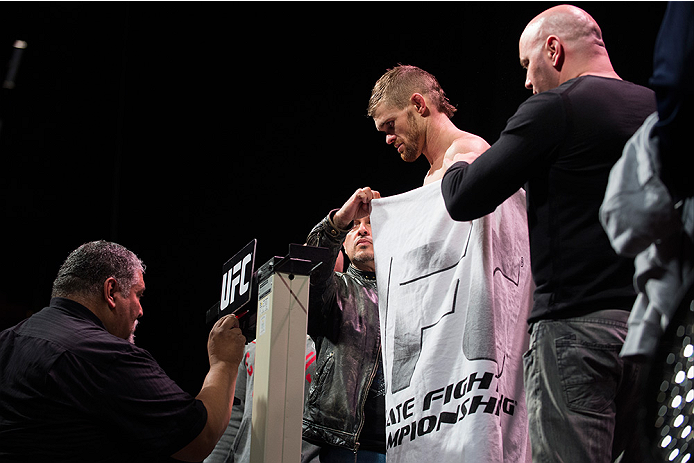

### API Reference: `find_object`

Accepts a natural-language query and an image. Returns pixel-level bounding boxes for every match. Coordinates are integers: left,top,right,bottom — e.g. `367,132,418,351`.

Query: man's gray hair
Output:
51,240,146,298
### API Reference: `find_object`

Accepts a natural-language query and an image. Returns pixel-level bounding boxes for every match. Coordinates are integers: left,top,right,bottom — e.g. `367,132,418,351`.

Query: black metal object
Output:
257,244,330,284
206,244,330,343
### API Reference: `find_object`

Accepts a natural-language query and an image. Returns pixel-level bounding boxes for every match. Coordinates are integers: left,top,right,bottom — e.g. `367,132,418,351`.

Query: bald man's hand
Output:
442,151,482,172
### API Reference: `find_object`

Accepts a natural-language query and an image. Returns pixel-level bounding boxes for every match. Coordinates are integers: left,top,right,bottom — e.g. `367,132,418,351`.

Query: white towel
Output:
370,181,533,462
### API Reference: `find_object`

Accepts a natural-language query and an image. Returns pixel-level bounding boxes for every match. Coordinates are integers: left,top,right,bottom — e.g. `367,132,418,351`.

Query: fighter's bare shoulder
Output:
448,132,490,157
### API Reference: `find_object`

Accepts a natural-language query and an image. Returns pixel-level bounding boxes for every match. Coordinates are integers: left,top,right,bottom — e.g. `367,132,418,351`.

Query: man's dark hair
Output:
51,240,145,298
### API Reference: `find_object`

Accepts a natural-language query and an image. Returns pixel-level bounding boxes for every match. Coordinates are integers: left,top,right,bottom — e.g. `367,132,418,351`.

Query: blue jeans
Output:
319,446,385,463
523,310,647,463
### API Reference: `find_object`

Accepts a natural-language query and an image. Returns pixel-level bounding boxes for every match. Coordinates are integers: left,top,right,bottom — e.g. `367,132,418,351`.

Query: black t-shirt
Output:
442,76,656,322
0,297,207,462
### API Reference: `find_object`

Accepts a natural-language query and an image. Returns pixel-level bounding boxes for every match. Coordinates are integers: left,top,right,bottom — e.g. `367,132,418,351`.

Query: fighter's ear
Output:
410,93,427,115
546,35,564,70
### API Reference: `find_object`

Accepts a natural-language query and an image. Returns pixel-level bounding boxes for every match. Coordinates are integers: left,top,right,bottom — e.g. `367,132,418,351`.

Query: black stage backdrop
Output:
0,2,666,395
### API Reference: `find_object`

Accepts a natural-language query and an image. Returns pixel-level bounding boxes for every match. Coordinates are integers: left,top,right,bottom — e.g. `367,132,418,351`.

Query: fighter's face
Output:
373,104,424,163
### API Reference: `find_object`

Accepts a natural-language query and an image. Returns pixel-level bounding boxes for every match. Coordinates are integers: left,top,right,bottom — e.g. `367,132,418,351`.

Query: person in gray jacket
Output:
204,337,321,463
302,187,385,463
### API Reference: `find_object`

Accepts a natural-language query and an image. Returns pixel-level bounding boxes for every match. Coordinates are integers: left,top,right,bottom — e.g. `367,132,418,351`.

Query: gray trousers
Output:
523,310,647,463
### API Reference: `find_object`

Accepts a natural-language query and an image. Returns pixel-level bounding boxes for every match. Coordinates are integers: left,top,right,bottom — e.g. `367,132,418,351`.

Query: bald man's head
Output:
522,5,604,50
519,5,618,94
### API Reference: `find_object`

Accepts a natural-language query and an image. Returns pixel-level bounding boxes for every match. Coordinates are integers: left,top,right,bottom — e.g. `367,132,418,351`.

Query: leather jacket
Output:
302,212,382,451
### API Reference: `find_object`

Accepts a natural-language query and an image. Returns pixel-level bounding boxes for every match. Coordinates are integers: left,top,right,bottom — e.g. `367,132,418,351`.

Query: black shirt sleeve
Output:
441,91,566,221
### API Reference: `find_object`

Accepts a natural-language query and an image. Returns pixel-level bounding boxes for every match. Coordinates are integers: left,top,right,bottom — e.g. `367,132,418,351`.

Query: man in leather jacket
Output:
302,187,386,463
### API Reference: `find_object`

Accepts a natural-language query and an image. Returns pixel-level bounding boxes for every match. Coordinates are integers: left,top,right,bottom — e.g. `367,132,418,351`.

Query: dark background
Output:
0,2,667,395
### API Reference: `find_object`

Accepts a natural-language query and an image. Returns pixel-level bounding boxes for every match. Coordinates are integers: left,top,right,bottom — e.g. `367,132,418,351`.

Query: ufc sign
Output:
220,240,256,314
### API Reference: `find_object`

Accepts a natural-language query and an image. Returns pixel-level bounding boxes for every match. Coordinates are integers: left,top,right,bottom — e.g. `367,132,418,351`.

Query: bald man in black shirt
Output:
442,5,655,463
